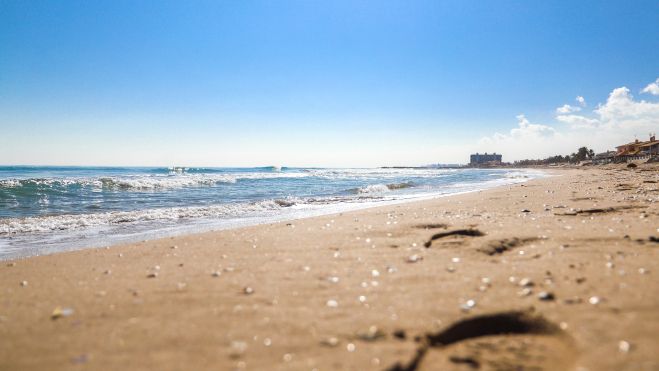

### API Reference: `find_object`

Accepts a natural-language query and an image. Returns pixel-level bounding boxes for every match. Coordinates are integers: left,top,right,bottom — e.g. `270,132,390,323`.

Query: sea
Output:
0,166,545,259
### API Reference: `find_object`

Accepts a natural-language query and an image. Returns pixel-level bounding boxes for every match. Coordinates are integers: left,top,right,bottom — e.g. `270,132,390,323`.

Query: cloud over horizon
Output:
641,78,659,95
478,78,659,161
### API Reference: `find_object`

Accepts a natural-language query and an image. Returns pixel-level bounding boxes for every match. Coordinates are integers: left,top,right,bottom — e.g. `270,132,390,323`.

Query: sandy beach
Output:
1,165,658,371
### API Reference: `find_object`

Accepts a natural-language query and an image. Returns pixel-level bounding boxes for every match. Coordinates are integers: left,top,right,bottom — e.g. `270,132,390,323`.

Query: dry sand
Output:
1,165,658,371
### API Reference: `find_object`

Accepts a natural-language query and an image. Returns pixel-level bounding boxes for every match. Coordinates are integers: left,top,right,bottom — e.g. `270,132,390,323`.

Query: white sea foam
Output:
356,184,391,194
0,200,290,235
97,175,234,189
0,178,85,187
0,172,314,190
306,168,456,180
354,182,414,194
503,171,532,179
0,168,474,191
0,179,21,187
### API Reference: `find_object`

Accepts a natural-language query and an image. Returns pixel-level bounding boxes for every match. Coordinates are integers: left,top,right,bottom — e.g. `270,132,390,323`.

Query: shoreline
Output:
1,165,657,370
0,169,545,261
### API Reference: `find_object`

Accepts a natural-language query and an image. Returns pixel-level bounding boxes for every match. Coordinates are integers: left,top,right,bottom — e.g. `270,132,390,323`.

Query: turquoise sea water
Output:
0,166,544,259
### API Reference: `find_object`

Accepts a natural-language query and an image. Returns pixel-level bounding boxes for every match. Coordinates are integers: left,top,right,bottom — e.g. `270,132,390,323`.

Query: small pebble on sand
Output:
407,254,422,263
618,340,631,353
460,299,476,312
321,337,339,347
589,296,601,305
20,281,28,287
357,325,384,341
326,299,338,308
243,287,254,295
519,278,534,287
51,306,74,320
538,291,555,301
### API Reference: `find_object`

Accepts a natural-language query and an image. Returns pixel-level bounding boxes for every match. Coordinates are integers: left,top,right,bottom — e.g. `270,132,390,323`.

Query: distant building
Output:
593,151,616,165
470,152,502,166
615,134,659,161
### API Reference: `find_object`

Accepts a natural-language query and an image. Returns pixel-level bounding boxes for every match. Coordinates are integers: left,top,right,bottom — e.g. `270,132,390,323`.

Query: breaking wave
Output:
351,182,414,194
0,172,312,191
0,200,293,235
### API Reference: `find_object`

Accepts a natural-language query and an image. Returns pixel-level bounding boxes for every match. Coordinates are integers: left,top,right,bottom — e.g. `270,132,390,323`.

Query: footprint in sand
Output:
424,229,485,248
476,237,540,256
554,205,645,216
387,310,576,371
415,223,449,230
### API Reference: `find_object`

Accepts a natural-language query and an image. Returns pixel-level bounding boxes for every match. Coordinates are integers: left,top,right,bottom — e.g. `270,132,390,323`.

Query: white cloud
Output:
555,114,599,129
556,104,581,114
594,86,659,128
641,78,659,95
510,114,556,138
477,115,562,160
480,115,555,144
556,84,659,130
555,96,587,114
479,78,659,161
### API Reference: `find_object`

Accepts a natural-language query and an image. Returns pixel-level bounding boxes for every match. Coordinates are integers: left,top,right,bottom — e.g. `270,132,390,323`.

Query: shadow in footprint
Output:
415,223,448,230
555,205,645,216
477,237,539,256
387,310,570,371
424,229,485,248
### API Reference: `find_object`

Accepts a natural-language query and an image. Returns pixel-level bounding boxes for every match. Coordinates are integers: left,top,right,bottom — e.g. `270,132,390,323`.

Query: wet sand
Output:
1,165,658,370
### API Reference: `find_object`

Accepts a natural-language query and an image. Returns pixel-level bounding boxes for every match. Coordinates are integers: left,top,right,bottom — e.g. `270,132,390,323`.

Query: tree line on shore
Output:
514,147,596,166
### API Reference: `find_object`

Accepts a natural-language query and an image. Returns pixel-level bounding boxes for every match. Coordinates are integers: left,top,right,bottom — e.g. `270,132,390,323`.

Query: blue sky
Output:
1,1,658,166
